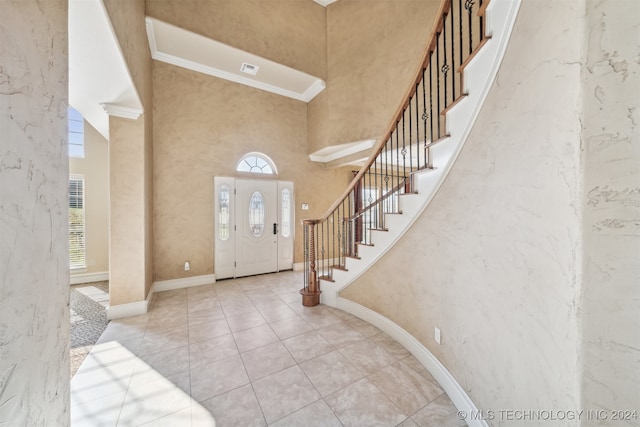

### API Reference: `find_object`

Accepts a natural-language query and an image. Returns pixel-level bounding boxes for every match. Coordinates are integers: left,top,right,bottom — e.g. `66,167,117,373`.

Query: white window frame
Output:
69,174,86,270
236,152,278,175
68,107,84,158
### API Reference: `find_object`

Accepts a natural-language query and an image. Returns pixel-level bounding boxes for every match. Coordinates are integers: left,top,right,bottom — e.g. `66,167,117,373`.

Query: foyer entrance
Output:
214,177,294,279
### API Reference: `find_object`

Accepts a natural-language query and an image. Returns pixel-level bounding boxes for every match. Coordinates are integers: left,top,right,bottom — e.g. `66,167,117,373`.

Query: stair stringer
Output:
316,2,522,425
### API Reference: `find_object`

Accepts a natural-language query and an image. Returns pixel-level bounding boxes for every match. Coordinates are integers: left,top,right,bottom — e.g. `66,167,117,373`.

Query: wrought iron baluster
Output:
466,0,473,55
459,0,463,84
442,15,448,109
415,84,420,170
429,54,434,154
422,67,429,168
479,0,484,41
436,33,441,139
450,4,455,101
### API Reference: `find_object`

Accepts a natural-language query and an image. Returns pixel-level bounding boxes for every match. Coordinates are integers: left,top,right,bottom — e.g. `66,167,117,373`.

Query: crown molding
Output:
101,103,144,119
145,17,325,103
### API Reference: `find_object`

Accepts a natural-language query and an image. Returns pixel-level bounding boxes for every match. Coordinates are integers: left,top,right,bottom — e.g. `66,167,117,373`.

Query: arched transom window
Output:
236,152,277,175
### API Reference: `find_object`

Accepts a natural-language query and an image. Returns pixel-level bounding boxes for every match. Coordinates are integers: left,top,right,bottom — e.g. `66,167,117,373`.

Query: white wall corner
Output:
106,296,150,320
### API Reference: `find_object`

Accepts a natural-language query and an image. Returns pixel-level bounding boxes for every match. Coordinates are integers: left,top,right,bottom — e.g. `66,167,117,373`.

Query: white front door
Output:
235,179,278,277
214,178,294,279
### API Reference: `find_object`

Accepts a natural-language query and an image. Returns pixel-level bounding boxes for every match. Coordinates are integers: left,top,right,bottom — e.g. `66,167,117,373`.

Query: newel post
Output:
300,220,321,306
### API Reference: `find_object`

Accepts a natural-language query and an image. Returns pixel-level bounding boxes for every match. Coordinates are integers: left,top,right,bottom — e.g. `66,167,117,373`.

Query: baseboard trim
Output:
152,274,216,293
336,297,488,427
70,271,109,285
106,294,150,320
292,262,304,272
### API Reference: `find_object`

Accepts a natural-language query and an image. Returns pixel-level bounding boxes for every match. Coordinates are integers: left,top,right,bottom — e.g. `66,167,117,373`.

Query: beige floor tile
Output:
188,306,226,325
131,345,190,386
118,374,193,426
411,394,466,427
397,417,420,426
189,318,231,343
270,399,342,427
370,331,411,359
189,333,239,369
346,316,381,337
282,330,334,363
316,322,366,348
233,323,279,353
146,313,189,334
167,370,191,395
369,360,444,415
338,338,397,375
252,365,321,424
258,304,298,323
187,297,221,313
138,406,194,426
300,350,363,396
241,341,297,381
70,390,126,426
201,383,266,427
226,310,266,332
139,325,189,356
325,378,407,427
190,354,250,402
74,271,459,427
269,315,314,340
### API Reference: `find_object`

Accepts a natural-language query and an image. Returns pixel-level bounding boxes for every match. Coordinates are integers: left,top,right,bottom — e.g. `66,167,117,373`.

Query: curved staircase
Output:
301,0,522,425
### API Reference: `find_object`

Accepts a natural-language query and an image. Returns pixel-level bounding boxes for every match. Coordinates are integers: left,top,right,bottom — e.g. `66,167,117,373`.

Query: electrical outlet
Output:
184,261,190,271
434,327,441,345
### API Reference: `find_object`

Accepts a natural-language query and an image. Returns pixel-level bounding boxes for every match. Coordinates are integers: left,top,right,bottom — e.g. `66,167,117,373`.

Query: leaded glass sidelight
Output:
249,191,265,237
219,185,230,241
281,188,291,238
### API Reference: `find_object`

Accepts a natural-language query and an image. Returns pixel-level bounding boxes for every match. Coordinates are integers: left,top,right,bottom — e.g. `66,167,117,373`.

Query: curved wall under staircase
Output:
319,0,596,424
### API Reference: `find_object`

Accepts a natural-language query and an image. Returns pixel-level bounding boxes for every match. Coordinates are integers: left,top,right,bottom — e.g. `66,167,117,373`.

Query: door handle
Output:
273,223,278,235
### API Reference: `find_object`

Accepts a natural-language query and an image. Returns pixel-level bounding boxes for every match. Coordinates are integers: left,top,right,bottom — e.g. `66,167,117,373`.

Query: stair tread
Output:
319,275,335,283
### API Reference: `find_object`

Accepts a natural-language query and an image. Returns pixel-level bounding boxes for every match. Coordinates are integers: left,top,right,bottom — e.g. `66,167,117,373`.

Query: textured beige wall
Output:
109,117,148,305
153,62,351,281
341,0,586,420
146,0,327,78
580,0,640,420
69,120,109,275
103,0,155,302
0,0,70,424
308,0,439,153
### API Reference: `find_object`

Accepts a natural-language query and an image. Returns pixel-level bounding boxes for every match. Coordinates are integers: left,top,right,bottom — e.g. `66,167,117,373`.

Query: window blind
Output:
69,175,86,269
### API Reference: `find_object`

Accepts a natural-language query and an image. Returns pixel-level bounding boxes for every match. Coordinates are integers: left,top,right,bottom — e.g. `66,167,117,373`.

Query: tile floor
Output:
70,271,465,426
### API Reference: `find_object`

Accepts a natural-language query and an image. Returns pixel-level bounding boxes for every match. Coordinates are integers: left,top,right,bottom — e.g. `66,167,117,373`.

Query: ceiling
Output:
68,0,143,139
68,0,366,167
145,17,326,103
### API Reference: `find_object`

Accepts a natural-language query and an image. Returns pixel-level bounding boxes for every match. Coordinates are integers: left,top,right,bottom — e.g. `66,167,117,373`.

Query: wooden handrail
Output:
308,0,453,224
301,0,491,305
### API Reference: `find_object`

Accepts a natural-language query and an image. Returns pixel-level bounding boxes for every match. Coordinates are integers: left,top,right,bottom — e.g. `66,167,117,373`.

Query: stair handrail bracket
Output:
300,0,522,309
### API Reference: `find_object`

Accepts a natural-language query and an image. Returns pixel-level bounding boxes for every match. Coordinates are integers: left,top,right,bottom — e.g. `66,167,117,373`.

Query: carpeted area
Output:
70,281,109,376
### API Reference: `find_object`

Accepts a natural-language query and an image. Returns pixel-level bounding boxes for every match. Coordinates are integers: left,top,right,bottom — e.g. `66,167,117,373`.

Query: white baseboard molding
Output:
293,262,304,272
336,297,488,427
152,274,216,293
70,271,109,285
106,292,151,320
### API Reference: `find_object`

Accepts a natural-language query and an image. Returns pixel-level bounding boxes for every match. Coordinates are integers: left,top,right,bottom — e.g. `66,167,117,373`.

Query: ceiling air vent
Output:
240,62,259,76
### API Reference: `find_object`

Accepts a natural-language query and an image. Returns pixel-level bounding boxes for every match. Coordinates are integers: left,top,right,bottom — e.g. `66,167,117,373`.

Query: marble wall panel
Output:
0,0,70,424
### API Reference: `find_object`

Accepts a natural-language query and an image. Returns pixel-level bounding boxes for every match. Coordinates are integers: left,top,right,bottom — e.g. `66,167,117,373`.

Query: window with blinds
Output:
69,175,86,269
